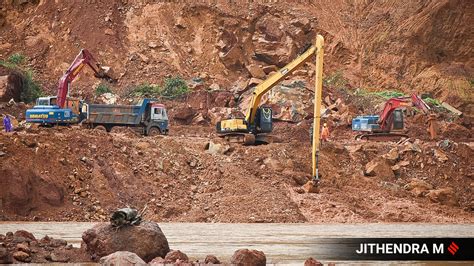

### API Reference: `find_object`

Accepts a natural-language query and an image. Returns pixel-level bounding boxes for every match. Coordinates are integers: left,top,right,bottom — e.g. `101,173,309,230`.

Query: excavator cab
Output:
255,107,272,133
391,109,404,131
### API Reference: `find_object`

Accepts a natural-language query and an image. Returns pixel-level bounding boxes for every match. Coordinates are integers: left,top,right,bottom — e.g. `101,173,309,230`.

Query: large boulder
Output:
365,158,395,179
382,148,399,165
82,221,169,262
99,251,146,265
230,249,266,266
206,140,231,155
98,93,119,105
426,187,457,206
173,106,196,123
404,178,433,197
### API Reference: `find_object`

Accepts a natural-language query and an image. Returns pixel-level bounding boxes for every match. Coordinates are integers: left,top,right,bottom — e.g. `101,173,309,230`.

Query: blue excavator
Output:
25,49,114,125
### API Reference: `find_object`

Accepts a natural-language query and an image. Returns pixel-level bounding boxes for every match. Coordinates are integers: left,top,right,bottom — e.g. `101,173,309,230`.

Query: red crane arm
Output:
56,49,106,108
378,93,430,131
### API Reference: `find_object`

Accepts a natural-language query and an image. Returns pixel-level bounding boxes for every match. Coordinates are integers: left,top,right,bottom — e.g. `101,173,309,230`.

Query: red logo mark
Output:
447,241,459,255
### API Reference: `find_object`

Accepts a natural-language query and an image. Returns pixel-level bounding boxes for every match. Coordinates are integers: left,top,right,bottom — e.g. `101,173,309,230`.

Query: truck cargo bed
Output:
87,102,147,125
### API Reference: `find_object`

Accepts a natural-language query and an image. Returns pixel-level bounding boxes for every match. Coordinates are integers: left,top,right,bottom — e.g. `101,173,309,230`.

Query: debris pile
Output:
0,230,89,264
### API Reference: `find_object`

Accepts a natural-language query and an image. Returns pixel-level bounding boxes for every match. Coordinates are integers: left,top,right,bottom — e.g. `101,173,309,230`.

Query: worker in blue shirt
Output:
3,114,12,132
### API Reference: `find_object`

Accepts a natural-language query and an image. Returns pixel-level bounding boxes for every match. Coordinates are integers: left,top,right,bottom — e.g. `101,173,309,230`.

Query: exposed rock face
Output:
0,71,23,102
0,168,65,216
173,106,197,123
82,221,169,262
99,251,146,265
230,249,266,266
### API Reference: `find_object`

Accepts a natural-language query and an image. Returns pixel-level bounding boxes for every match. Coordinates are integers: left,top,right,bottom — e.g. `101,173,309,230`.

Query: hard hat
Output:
323,123,327,126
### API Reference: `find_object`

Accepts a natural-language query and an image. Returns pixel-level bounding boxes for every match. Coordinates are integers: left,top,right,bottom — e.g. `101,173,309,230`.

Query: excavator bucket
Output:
94,65,117,82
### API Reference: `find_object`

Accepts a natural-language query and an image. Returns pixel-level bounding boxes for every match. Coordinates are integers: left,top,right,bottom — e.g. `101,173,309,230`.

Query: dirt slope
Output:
0,120,473,223
0,0,472,112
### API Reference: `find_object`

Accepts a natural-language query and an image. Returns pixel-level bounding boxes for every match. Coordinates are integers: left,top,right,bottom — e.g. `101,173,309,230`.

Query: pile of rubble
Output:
0,225,275,265
0,230,88,264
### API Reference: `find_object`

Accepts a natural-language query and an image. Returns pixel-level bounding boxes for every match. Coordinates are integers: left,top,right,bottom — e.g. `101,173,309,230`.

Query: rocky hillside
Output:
0,0,472,113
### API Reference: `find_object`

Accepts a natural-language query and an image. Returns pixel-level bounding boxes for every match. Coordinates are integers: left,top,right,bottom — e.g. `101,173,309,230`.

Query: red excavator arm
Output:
378,93,430,131
56,49,113,108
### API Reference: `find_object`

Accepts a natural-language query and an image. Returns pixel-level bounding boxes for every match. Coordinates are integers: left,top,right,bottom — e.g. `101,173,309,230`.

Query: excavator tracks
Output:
355,133,409,142
219,133,275,145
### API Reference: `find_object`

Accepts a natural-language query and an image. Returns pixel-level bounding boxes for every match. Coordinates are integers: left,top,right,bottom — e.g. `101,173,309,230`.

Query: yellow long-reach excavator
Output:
216,35,325,146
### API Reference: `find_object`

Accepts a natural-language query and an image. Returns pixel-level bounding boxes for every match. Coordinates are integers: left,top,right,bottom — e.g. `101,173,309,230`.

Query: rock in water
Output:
13,251,30,262
204,254,220,264
164,250,189,263
99,251,146,265
305,257,323,266
82,221,169,262
230,249,266,266
0,247,13,264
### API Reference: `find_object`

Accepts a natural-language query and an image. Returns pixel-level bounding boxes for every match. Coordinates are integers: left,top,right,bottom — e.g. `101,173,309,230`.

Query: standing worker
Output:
321,122,330,142
3,114,13,132
427,114,437,140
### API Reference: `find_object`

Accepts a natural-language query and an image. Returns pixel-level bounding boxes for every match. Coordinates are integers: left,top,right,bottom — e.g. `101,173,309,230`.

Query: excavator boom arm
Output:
56,49,108,108
245,45,317,124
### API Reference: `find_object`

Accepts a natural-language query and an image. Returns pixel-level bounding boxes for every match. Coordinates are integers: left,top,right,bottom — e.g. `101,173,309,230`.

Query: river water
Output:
1,222,473,265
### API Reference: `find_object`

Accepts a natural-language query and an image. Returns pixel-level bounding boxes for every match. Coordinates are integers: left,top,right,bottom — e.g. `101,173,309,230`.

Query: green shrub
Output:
423,97,442,107
370,90,405,99
20,70,43,103
354,88,405,99
132,83,161,97
95,83,112,95
160,76,189,99
0,53,43,103
130,77,190,99
8,53,25,65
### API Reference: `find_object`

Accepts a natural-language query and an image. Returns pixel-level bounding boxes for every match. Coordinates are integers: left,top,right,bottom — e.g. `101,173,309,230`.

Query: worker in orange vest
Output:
427,114,437,140
321,123,330,142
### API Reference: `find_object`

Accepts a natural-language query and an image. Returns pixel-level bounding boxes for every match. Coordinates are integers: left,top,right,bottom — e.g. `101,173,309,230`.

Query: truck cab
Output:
146,103,169,136
151,104,168,121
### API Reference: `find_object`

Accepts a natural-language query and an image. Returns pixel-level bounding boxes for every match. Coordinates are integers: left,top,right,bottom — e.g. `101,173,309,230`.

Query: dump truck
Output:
83,98,168,136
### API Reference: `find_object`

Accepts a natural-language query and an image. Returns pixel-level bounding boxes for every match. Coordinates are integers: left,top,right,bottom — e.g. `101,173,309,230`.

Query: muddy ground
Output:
1,115,472,223
0,0,472,225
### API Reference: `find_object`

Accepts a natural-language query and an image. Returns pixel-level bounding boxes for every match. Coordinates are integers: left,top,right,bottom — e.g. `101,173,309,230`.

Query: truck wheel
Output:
148,127,160,136
94,125,107,132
